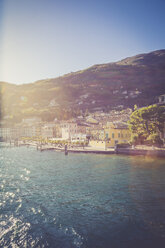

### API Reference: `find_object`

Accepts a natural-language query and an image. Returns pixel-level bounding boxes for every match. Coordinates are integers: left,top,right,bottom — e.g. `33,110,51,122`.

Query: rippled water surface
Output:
0,146,165,248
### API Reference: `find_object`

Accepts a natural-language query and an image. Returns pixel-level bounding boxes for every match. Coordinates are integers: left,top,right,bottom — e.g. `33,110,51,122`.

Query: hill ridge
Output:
0,49,165,122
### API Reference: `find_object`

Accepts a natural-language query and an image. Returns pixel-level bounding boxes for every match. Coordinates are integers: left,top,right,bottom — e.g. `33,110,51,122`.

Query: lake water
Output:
0,146,165,248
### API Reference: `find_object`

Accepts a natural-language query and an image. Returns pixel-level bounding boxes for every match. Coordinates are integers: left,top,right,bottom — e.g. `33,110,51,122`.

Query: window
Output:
118,133,120,138
112,133,114,139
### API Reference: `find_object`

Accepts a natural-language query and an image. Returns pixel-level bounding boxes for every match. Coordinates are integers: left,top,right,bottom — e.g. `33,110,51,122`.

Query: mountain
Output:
0,49,165,122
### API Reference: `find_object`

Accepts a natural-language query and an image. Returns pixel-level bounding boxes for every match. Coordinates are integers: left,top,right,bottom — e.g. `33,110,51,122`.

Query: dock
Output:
36,145,115,154
5,141,165,157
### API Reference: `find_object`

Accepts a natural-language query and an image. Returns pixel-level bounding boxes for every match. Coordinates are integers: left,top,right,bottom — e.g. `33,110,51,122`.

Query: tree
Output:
128,104,165,145
146,133,163,146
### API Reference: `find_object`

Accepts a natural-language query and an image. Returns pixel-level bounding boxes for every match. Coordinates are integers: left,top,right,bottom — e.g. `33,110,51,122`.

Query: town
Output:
0,94,165,153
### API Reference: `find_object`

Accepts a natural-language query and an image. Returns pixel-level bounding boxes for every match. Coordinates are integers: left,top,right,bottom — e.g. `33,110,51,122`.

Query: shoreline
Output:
116,147,165,158
2,141,165,157
41,146,165,157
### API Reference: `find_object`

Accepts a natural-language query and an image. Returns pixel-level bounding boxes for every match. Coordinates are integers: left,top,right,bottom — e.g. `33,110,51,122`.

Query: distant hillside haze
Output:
0,49,165,122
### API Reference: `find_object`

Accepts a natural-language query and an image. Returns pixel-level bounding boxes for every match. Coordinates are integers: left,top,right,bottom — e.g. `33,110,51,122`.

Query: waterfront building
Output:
0,126,25,140
41,125,56,139
20,125,37,138
61,121,77,140
10,127,21,139
77,122,90,134
89,140,111,150
0,128,11,140
35,125,42,137
104,122,131,147
90,127,105,140
86,123,101,137
54,124,62,138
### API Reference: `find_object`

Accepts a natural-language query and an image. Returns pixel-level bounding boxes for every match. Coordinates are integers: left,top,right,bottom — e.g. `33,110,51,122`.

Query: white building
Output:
21,125,37,137
61,122,77,140
41,125,56,139
0,128,11,140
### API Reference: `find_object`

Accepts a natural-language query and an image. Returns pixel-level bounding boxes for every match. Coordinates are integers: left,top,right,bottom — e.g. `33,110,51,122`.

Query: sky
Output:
0,0,165,84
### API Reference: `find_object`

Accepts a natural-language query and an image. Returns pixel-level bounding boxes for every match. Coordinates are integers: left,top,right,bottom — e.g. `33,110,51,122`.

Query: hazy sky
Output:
0,0,165,84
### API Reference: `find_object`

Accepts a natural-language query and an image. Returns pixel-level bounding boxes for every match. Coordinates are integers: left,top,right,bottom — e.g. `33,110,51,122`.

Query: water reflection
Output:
128,156,165,238
0,147,165,247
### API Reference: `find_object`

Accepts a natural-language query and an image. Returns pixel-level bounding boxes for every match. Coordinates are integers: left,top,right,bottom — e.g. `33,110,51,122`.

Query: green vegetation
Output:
128,104,165,146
